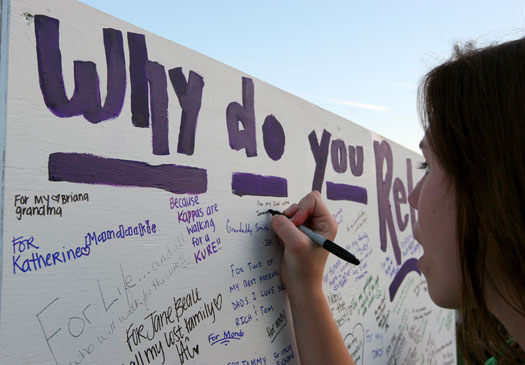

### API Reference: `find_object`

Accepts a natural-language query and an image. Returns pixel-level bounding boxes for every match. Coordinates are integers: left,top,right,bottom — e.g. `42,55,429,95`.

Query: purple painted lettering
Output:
393,178,408,231
388,258,421,301
145,61,169,155
127,32,150,128
226,77,257,157
309,129,331,192
35,15,126,123
168,68,204,156
374,140,401,265
330,139,347,174
406,158,417,228
348,145,364,176
262,115,285,161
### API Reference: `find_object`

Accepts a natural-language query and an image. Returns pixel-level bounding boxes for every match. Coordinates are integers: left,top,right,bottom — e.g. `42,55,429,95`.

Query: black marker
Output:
265,209,360,265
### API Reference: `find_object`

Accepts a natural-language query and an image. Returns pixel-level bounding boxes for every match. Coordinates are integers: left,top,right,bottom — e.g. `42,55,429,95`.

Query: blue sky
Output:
79,0,525,152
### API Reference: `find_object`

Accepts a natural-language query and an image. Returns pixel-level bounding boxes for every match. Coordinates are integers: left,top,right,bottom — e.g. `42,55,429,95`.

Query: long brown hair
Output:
418,39,525,363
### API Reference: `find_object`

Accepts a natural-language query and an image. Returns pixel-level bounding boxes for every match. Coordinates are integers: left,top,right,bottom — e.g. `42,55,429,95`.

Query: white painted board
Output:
0,1,456,364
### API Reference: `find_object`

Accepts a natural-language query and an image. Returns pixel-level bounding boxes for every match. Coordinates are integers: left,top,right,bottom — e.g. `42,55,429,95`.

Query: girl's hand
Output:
271,191,337,297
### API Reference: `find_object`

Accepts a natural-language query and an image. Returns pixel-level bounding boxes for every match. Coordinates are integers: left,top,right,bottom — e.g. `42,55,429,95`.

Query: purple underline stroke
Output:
48,152,207,194
231,172,287,197
388,257,421,302
326,181,368,204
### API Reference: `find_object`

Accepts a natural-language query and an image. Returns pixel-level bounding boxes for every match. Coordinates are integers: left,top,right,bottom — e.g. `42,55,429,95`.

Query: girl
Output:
272,38,525,364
